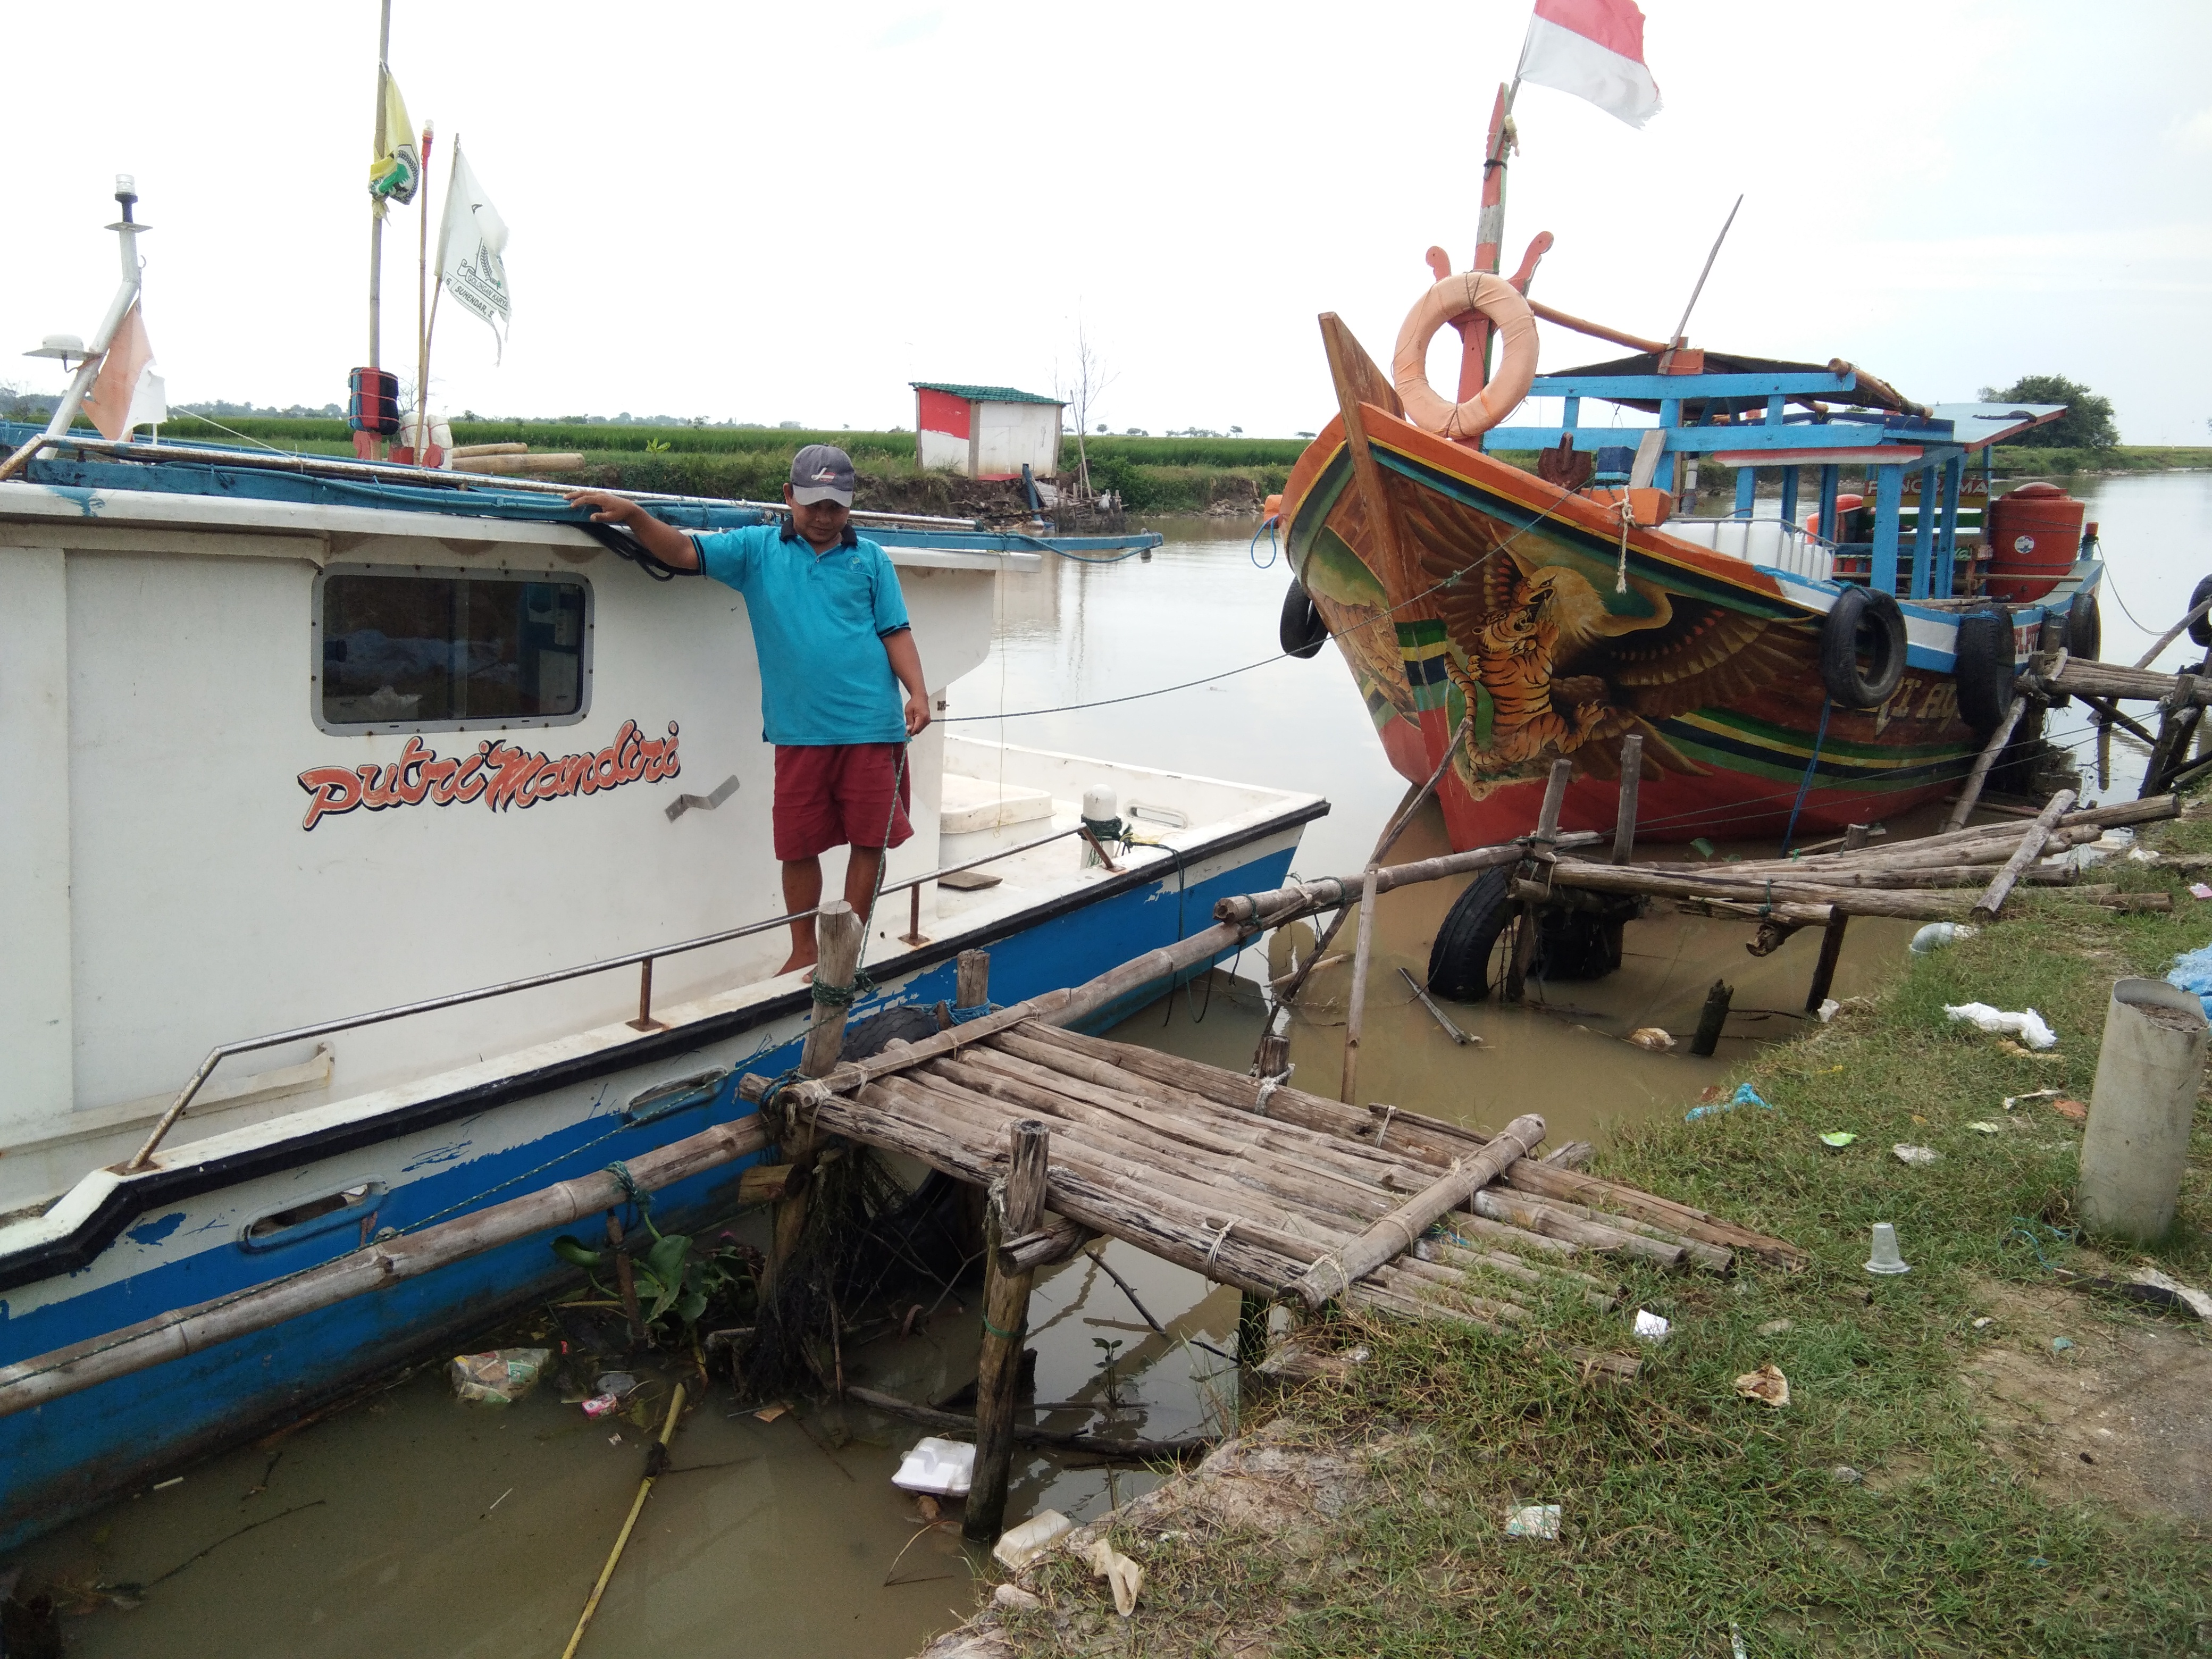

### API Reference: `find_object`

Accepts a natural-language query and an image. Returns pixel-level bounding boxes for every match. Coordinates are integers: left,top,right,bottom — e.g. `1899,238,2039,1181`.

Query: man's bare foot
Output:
777,951,818,977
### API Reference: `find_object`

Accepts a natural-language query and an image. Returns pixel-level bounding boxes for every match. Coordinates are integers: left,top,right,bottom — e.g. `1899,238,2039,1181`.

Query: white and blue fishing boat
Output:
0,183,1321,1546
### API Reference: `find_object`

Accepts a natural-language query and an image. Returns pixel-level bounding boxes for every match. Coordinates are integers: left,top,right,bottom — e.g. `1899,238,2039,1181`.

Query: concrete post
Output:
2077,978,2208,1242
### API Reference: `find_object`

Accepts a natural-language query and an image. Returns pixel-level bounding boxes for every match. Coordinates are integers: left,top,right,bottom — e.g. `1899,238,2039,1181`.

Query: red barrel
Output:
1984,482,2084,602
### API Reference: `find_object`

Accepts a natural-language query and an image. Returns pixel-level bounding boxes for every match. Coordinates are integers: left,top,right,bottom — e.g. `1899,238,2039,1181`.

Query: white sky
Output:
5,1,2208,442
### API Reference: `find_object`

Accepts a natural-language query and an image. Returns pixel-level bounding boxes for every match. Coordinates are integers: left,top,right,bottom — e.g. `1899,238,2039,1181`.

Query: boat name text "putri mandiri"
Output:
296,720,682,831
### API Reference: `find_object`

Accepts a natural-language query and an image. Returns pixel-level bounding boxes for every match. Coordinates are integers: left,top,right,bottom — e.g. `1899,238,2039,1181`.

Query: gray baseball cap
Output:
789,443,855,507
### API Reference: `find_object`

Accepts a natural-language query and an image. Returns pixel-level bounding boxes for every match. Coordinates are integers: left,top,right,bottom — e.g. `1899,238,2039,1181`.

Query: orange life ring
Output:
1391,272,1538,442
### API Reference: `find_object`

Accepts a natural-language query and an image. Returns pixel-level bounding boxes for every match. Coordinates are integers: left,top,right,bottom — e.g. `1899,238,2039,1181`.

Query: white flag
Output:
1517,0,1662,129
436,145,512,361
82,301,166,440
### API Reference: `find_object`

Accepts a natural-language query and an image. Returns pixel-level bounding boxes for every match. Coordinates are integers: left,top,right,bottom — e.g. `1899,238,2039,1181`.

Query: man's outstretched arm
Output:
882,627,931,737
564,489,701,572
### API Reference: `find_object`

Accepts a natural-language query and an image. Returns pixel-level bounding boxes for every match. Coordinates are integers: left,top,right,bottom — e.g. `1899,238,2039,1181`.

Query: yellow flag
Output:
368,71,421,210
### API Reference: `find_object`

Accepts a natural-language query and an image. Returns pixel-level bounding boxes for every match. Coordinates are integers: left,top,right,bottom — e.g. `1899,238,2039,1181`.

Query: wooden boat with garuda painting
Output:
1275,266,2095,875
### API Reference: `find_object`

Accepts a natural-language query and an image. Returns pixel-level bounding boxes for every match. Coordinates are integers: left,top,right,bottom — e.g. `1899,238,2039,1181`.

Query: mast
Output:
1454,79,1519,401
368,0,391,369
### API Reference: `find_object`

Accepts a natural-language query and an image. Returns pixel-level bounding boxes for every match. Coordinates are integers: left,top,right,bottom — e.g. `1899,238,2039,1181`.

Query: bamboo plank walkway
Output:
738,1010,1802,1377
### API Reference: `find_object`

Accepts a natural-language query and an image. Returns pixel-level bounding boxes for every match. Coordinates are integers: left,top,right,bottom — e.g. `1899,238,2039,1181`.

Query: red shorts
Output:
773,743,914,861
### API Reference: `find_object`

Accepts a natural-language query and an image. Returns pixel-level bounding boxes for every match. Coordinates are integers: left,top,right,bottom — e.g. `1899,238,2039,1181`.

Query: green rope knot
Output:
603,1160,651,1222
1082,815,1126,846
810,968,877,1009
981,1314,1023,1342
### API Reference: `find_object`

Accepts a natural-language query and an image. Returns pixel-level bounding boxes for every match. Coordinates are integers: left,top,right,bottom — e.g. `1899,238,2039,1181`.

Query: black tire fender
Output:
2189,576,2212,648
1279,576,1329,659
1425,866,1516,1003
1953,602,2018,735
1818,586,1908,710
2064,590,2101,663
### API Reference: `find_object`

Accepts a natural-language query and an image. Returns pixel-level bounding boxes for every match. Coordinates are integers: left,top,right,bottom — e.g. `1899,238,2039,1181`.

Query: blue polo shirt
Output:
693,522,911,745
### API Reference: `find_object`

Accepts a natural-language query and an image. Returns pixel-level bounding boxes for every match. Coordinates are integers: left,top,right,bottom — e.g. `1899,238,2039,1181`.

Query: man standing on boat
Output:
566,445,929,976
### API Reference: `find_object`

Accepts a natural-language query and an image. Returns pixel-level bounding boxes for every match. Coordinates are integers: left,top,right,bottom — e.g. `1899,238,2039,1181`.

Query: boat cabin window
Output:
315,568,591,733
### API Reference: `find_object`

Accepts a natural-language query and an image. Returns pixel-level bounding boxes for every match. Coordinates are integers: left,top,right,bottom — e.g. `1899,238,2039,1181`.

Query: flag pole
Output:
1454,78,1519,401
415,121,435,457
421,138,454,455
368,0,391,373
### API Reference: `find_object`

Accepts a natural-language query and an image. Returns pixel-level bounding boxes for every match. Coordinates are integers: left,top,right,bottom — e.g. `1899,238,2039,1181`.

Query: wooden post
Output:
1943,698,2026,832
1804,910,1851,1014
1338,866,1381,1103
1971,789,2075,924
769,901,863,1289
965,1119,1050,1541
1611,735,1643,865
2144,674,2200,799
1506,761,1573,1002
1688,979,1733,1058
1842,823,1871,852
956,949,992,1013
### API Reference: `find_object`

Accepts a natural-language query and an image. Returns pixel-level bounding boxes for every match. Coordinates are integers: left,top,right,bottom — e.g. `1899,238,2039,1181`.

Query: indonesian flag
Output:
81,300,166,441
1517,0,1662,128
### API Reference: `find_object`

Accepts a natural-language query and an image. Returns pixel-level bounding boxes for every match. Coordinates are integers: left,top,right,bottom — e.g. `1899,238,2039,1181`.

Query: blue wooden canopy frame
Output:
1481,367,1986,600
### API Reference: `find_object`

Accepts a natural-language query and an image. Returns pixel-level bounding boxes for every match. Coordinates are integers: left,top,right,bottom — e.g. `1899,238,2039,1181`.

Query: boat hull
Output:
0,826,1301,1550
1279,410,2080,848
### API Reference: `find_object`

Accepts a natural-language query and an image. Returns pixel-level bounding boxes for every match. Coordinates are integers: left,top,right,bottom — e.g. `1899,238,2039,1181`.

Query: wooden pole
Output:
1611,735,1643,865
2132,593,2212,671
562,1383,685,1659
1292,1114,1545,1308
1506,761,1572,1003
965,1119,1050,1541
1943,698,2027,832
956,949,992,1013
1970,789,2075,923
770,901,862,1288
1804,910,1850,1014
1338,866,1381,1104
2143,673,2201,798
1688,979,1732,1058
0,1116,763,1420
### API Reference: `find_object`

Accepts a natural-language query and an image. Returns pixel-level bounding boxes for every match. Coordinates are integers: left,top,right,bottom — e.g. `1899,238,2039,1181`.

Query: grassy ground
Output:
143,416,1298,514
987,809,2212,1656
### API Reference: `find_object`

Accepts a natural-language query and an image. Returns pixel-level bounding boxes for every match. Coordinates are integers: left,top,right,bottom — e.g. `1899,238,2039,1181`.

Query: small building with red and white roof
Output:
911,382,1065,480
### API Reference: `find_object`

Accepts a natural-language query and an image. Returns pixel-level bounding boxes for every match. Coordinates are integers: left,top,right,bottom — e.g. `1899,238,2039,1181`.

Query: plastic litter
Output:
891,1436,976,1497
1909,922,1978,955
1503,1503,1562,1539
1972,1316,1995,1329
2127,845,2163,865
1731,1622,1751,1659
1685,1083,1771,1122
2167,942,2212,1018
448,1348,549,1405
2051,1336,2075,1353
1818,1130,1856,1147
1628,1027,1675,1052
1732,1362,1790,1407
581,1393,622,1418
1084,1538,1144,1615
2192,884,2212,902
1892,1144,1940,1166
1943,1003,2057,1049
993,1509,1075,1571
1632,1309,1671,1343
1816,998,1841,1023
596,1371,639,1399
1864,1222,1911,1275
1757,1318,1792,1336
2059,828,2133,870
1830,1464,1862,1484
1965,1120,2008,1134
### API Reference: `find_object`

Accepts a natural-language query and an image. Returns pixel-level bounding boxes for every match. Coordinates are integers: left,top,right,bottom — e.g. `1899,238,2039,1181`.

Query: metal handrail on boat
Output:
0,431,984,531
122,819,1122,1172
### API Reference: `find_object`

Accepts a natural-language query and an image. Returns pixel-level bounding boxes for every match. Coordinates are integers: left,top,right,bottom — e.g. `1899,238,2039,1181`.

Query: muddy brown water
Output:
16,475,2201,1655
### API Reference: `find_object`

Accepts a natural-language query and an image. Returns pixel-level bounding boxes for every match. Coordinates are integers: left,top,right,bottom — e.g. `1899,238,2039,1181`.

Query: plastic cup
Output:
1864,1221,1911,1275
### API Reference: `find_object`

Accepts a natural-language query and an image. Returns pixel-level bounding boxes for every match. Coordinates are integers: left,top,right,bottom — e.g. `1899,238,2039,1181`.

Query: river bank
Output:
936,806,2212,1657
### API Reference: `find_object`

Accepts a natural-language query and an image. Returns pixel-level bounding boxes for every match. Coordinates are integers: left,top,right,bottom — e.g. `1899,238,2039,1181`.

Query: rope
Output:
1082,815,1128,846
1780,697,1834,855
949,1000,1002,1024
1205,1217,1237,1267
1249,517,1280,569
981,1313,1023,1341
1252,1074,1285,1117
944,487,1577,724
810,969,878,1008
2007,1216,2075,1272
1614,496,1634,594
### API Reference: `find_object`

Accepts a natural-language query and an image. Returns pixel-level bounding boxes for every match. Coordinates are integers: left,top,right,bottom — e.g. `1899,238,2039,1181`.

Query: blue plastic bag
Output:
2167,943,2212,1018
1686,1083,1772,1123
